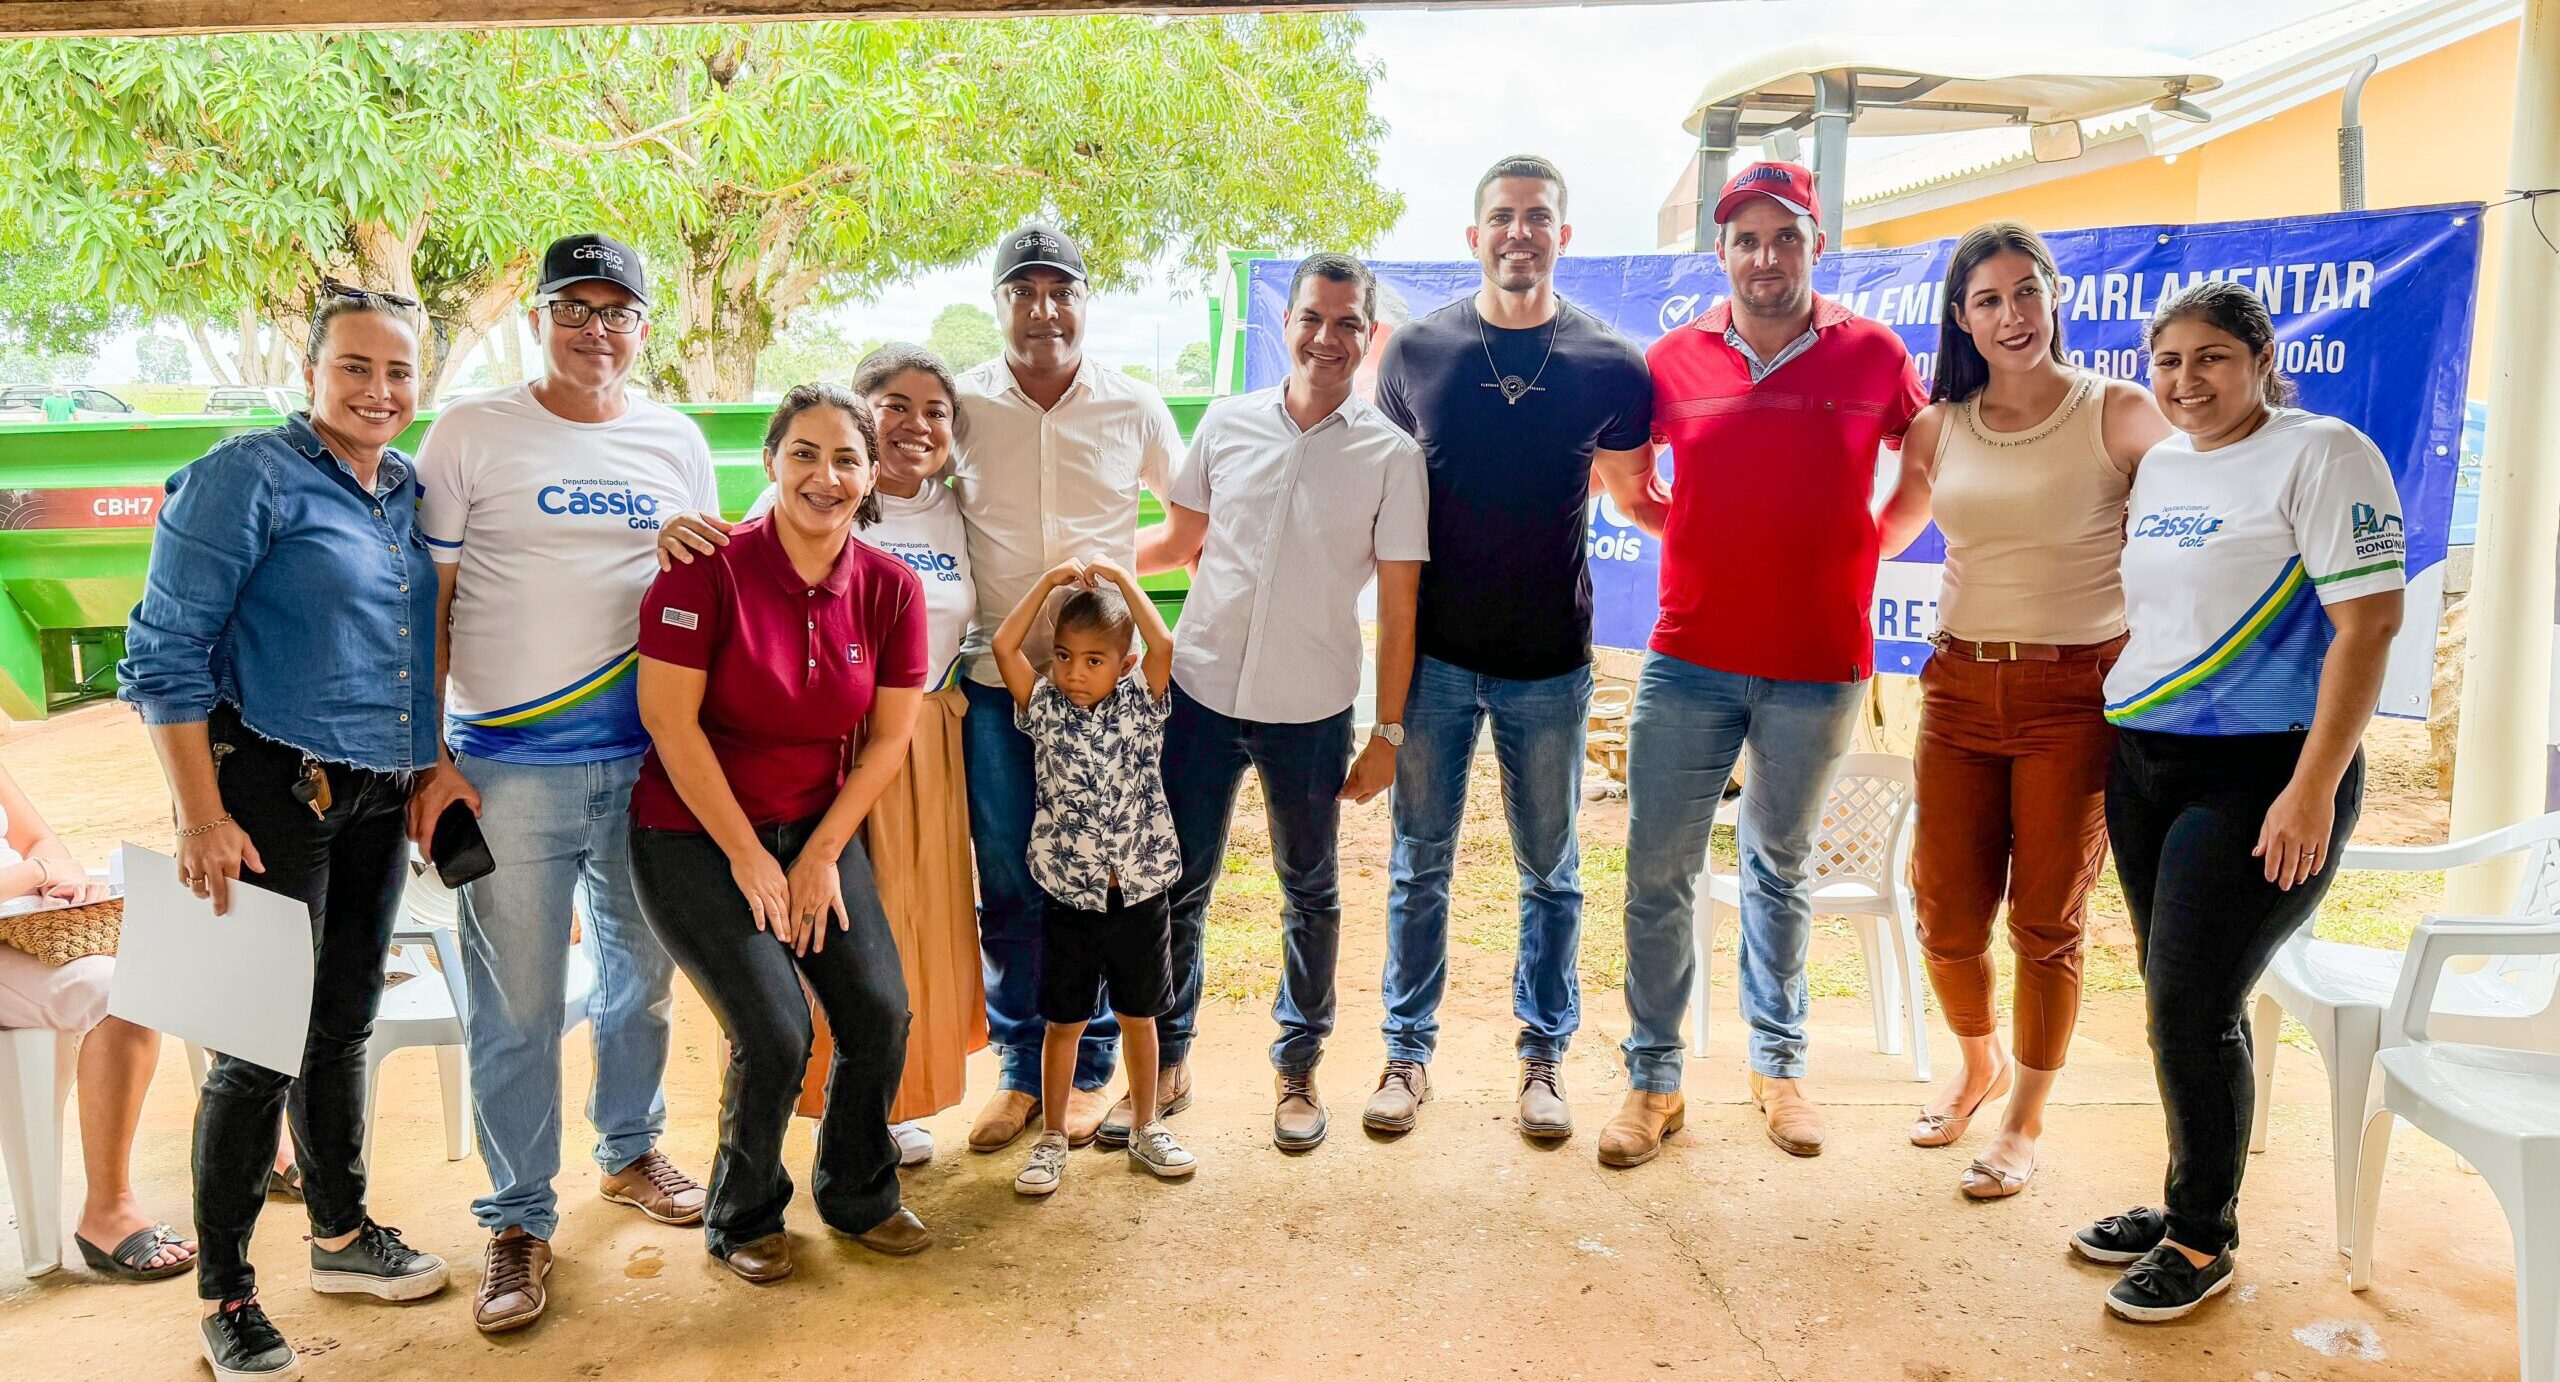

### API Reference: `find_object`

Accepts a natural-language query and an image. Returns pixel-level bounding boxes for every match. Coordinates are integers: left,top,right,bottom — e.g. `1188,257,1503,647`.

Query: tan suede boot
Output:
1597,1090,1686,1168
1749,1072,1825,1157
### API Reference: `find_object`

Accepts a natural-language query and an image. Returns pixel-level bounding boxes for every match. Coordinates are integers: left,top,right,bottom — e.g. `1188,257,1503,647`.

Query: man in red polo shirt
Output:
1593,162,1933,1169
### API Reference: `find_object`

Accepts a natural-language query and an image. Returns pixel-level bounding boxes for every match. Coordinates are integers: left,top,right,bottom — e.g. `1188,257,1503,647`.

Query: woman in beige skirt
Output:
694,344,987,1161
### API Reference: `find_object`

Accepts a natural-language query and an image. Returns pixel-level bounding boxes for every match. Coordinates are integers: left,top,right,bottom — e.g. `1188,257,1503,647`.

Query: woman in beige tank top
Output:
1895,223,2169,1198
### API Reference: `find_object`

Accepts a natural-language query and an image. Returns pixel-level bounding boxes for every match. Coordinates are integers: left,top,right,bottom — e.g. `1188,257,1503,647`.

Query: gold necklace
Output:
1962,372,2093,449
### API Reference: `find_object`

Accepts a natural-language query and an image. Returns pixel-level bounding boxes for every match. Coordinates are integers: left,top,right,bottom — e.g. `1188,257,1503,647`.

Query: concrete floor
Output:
0,944,2533,1381
0,703,2532,1379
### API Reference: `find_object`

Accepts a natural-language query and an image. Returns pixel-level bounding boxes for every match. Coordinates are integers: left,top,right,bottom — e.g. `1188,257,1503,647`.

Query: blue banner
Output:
1244,204,2482,717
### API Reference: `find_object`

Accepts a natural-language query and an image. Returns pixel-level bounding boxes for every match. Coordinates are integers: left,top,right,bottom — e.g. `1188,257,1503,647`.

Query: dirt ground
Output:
0,704,2529,1381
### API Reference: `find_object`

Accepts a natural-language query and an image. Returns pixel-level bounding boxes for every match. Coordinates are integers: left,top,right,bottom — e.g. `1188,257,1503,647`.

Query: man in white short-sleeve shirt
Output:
1133,253,1428,1151
948,224,1185,1156
408,234,714,1333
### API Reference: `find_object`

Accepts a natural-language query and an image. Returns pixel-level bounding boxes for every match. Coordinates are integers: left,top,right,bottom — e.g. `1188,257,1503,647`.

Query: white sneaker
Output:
1129,1121,1197,1179
891,1121,934,1167
1014,1131,1068,1196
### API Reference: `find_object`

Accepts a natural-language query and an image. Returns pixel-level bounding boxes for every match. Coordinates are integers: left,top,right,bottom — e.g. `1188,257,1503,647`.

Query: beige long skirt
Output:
797,686,987,1122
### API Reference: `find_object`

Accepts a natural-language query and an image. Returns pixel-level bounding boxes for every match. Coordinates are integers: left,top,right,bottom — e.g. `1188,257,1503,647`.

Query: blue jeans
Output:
1382,656,1591,1064
454,752,676,1239
1160,685,1354,1075
962,678,1116,1094
1619,653,1862,1088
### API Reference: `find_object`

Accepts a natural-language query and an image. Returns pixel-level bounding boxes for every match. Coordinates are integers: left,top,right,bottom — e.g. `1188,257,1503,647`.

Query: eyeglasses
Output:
318,277,420,310
541,300,646,335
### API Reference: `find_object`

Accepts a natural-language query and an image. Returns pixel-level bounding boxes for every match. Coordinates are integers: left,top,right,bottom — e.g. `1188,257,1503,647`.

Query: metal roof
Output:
1839,0,2523,223
1682,37,2221,139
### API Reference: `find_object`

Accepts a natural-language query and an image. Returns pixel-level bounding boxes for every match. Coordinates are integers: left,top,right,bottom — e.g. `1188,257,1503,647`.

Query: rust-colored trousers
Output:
1911,638,2121,1071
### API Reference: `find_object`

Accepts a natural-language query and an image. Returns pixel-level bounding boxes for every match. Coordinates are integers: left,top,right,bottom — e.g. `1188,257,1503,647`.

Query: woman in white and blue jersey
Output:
2073,280,2405,1323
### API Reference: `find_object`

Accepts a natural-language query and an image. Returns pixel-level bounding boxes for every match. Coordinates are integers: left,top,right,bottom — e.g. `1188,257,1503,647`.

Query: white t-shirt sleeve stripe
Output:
2289,420,2406,605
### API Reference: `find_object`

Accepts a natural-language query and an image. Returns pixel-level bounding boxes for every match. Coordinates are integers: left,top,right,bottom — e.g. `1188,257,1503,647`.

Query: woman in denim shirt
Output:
120,284,450,1382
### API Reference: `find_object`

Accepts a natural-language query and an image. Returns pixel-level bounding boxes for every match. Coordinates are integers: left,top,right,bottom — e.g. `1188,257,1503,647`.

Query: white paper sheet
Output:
107,844,314,1077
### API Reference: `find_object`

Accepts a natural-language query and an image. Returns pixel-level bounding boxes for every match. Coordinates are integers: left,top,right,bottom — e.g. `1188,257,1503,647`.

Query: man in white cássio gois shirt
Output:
408,233,717,1336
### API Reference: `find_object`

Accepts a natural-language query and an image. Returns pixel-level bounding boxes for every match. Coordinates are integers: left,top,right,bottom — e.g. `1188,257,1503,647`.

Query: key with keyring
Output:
291,755,333,819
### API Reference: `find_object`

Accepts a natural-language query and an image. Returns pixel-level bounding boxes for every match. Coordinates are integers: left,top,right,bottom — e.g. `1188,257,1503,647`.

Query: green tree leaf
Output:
0,18,1399,402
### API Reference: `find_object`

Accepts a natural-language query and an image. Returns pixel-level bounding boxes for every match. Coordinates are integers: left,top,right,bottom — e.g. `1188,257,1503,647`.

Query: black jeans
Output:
194,706,412,1302
1159,686,1354,1074
2106,728,2363,1256
629,818,908,1257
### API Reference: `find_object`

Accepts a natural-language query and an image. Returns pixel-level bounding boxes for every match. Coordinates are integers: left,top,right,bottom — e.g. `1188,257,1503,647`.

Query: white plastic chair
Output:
1690,751,1931,1081
2348,916,2560,1381
2249,812,2560,1254
0,1026,78,1276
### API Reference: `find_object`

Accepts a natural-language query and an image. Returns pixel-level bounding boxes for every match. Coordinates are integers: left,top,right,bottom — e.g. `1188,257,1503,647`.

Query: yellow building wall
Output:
1856,20,2518,369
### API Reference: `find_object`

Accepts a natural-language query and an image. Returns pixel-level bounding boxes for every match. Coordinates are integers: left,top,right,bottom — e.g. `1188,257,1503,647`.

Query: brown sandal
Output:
1909,1063,2013,1147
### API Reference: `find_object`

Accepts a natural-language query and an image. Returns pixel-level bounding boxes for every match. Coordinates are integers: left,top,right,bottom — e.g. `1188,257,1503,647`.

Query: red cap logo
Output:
1714,161,1819,228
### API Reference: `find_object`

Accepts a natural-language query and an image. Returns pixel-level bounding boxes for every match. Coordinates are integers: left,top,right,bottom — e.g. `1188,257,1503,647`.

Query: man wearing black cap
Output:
409,232,718,1332
948,221,1187,1155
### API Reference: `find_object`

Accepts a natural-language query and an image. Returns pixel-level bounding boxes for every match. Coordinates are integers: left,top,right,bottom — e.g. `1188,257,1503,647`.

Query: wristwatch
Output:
1371,722,1405,749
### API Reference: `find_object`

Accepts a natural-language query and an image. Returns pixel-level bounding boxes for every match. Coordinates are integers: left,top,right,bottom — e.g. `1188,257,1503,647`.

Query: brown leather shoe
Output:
1273,1070,1327,1151
850,1207,930,1257
1098,1062,1193,1148
1361,1059,1430,1135
1063,1085,1114,1148
969,1090,1041,1153
599,1150,707,1225
1597,1090,1686,1168
1749,1072,1825,1157
1518,1058,1572,1140
473,1228,552,1334
718,1232,793,1284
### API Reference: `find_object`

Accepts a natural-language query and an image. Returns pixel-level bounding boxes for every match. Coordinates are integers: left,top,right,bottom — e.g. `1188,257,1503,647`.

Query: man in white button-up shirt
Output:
948,224,1185,1156
1130,254,1429,1152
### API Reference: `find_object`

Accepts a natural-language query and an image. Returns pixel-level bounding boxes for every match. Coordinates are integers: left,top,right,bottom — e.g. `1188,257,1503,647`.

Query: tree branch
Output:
535,107,711,165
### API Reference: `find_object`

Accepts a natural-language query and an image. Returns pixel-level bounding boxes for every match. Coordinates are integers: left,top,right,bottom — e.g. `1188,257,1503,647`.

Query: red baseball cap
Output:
1714,161,1819,228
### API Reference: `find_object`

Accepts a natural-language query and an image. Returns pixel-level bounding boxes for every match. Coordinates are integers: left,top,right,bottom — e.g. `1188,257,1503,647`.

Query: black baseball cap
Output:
538,232,649,306
992,222,1087,287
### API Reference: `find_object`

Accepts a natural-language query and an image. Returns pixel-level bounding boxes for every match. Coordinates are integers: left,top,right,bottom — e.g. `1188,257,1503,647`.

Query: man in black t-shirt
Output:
1365,154,1654,1145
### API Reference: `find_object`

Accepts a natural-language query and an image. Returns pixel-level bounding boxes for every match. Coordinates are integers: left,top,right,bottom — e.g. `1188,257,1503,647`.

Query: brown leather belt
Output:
1929,632,2123,663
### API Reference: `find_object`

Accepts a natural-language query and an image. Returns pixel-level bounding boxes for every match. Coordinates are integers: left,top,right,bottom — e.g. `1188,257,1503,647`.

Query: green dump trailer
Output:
0,397,1207,719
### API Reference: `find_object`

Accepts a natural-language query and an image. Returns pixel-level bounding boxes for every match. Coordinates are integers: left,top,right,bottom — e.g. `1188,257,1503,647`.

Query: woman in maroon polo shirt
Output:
628,383,930,1285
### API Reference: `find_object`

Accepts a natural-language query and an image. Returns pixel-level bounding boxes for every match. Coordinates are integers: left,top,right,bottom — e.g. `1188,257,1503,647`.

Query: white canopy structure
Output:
1679,38,2224,236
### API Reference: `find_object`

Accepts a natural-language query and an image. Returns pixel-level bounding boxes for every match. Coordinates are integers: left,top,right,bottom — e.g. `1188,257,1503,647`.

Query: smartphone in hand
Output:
429,799,496,889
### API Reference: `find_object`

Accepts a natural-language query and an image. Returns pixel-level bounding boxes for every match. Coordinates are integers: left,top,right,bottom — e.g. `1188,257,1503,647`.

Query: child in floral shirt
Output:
991,556,1192,1195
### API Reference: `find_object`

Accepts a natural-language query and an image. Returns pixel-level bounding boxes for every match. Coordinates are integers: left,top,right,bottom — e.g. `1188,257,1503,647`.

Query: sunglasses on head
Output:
318,277,421,310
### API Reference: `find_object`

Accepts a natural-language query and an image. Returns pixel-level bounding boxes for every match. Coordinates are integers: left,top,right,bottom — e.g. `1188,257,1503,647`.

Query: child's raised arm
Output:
1087,558,1174,700
992,559,1086,711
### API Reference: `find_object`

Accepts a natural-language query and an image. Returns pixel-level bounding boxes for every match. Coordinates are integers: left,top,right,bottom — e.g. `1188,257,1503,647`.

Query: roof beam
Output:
0,0,1609,39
